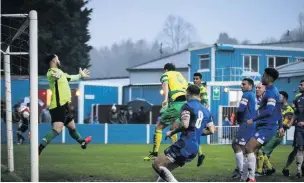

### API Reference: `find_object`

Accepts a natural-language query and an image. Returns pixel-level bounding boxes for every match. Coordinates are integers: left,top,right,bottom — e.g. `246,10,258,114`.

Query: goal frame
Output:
1,10,38,182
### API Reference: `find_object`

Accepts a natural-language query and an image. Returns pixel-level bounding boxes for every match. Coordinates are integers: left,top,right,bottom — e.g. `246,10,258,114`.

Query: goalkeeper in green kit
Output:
39,54,92,156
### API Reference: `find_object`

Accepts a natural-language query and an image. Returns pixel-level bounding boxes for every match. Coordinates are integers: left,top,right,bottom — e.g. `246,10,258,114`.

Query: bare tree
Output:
159,15,198,52
297,12,304,40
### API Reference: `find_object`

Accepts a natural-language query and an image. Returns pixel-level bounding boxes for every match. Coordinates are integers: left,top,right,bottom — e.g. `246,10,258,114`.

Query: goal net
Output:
1,11,38,182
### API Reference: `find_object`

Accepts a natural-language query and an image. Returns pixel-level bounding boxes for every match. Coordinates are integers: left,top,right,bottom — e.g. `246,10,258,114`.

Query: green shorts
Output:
261,132,283,156
160,101,186,125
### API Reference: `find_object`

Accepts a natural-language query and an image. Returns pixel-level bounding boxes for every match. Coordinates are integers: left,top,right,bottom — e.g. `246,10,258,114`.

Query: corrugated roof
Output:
127,49,189,70
251,40,304,48
277,61,304,77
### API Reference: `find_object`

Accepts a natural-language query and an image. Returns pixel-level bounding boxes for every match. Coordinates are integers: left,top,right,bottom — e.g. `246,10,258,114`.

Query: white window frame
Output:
242,55,259,73
198,54,210,72
267,56,289,68
295,57,304,62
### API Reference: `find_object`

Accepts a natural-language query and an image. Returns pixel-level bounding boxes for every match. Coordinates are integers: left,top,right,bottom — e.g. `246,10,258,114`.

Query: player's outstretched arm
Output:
65,68,90,82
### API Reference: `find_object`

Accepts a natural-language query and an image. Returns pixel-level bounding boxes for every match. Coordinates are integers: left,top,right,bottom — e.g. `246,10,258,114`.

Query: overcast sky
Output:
86,0,304,48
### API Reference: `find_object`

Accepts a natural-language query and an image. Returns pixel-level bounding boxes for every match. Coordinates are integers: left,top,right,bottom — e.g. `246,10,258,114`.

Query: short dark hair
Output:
193,72,202,79
264,67,279,81
187,84,200,96
279,91,288,100
242,78,254,86
44,54,56,65
164,63,176,71
301,80,304,83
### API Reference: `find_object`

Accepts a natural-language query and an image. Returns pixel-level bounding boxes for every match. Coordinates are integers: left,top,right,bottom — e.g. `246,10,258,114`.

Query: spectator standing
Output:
108,104,119,124
40,105,52,123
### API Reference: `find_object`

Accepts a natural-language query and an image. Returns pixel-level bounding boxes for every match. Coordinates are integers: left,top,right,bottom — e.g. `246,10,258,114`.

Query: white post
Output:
96,104,99,122
78,82,84,124
4,46,14,172
104,123,108,144
207,135,210,144
90,104,94,123
218,105,223,144
149,111,152,124
29,10,39,182
146,124,150,144
62,127,66,144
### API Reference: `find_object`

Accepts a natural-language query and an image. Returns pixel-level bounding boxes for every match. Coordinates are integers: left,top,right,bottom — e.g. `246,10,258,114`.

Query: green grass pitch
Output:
1,144,303,182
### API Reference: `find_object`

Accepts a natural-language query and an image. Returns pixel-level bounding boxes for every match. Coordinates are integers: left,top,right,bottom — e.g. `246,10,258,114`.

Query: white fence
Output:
210,126,239,144
210,125,292,145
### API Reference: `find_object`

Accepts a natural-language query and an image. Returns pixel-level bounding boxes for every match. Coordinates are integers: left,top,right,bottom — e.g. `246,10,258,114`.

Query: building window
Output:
243,55,259,72
199,54,210,70
297,58,304,62
268,56,289,68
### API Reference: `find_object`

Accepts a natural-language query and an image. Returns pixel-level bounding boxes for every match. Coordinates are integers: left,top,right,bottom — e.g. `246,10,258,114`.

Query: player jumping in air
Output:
282,88,304,177
289,80,304,178
241,68,284,182
193,72,209,167
255,91,294,176
38,54,92,156
152,84,215,182
144,63,188,161
231,78,257,179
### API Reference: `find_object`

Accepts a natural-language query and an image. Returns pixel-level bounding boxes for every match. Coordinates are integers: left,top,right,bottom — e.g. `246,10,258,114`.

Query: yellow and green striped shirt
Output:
160,71,187,101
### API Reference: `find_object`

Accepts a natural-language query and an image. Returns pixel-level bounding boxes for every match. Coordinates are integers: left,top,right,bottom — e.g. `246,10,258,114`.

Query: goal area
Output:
1,10,38,182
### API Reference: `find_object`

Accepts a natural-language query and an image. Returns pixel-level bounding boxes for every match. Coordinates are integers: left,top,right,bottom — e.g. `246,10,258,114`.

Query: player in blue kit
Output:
241,68,284,182
152,84,215,182
231,78,257,179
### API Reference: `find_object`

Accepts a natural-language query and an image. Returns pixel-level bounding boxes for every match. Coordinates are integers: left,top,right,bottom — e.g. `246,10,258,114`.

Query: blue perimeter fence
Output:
1,122,208,144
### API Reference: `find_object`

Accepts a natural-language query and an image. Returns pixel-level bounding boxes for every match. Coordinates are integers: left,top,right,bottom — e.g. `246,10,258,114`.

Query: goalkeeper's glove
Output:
79,68,90,78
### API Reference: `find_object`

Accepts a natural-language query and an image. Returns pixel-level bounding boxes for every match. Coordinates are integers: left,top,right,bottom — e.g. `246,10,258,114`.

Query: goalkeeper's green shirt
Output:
47,68,80,109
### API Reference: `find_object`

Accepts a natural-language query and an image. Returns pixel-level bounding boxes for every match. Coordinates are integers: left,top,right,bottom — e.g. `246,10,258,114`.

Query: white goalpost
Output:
1,10,39,182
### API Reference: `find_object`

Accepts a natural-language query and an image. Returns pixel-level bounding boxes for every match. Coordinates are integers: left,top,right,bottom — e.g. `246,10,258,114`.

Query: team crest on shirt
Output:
255,132,259,137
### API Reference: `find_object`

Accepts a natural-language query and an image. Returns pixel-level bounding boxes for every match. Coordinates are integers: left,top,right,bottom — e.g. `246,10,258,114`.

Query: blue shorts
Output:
235,123,255,145
164,140,197,167
253,126,277,145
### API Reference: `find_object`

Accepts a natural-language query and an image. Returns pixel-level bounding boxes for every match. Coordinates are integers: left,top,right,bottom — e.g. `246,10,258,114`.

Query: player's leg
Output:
255,149,265,176
241,137,262,181
296,145,304,178
231,139,244,178
152,154,179,182
65,119,92,149
38,105,65,155
170,121,179,144
39,121,63,155
16,124,26,144
144,102,181,161
282,147,297,176
295,127,304,178
260,133,282,175
143,121,167,161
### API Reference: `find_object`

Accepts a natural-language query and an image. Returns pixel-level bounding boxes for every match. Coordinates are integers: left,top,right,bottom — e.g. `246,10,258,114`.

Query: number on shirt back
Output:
195,110,204,129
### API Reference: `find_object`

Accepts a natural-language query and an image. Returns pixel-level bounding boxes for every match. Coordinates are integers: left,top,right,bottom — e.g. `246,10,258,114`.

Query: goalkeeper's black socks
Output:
38,144,45,155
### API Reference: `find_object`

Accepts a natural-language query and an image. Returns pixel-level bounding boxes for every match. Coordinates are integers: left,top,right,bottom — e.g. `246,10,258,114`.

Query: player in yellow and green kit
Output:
193,72,209,167
255,91,294,176
38,54,92,156
143,63,188,161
